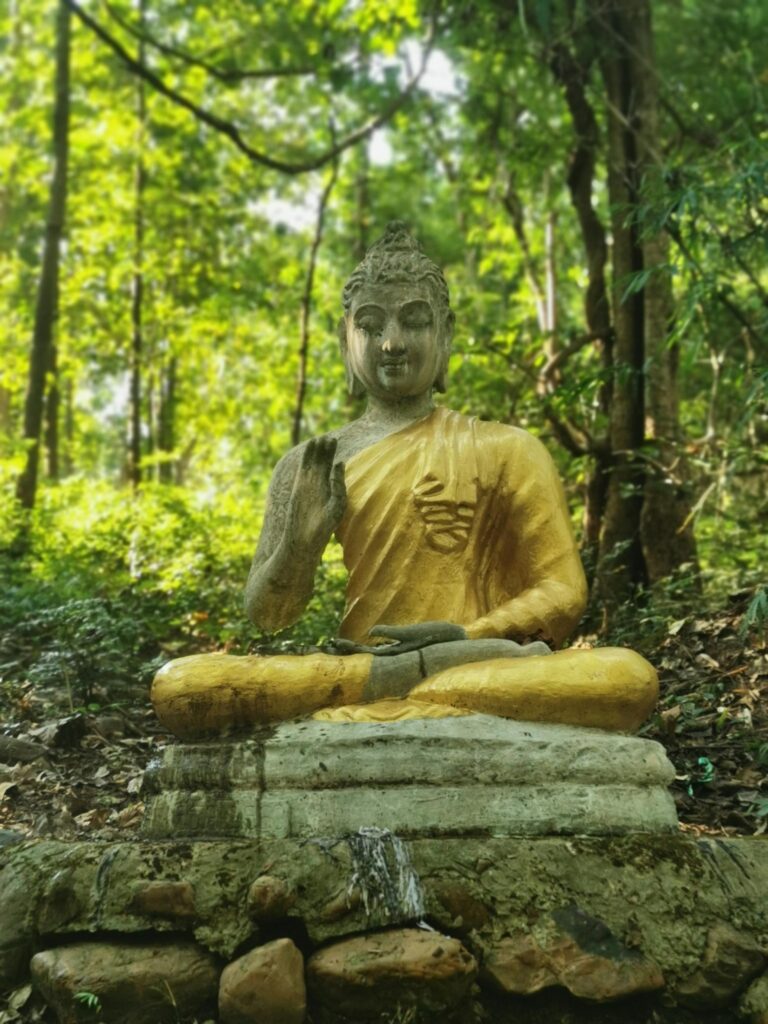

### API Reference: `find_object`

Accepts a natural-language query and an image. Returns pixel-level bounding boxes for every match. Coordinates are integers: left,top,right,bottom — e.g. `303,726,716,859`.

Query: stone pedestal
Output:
142,716,679,840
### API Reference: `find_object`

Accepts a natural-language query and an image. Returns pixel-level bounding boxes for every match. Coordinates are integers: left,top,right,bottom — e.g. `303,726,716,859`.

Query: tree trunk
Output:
45,341,60,480
146,367,156,481
15,0,70,509
128,58,145,489
549,39,613,578
63,376,74,477
591,0,648,610
158,356,177,484
355,141,370,263
0,387,11,439
632,1,699,583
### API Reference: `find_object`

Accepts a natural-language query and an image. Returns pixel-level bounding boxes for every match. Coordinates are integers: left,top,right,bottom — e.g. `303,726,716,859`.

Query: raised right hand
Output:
287,436,346,549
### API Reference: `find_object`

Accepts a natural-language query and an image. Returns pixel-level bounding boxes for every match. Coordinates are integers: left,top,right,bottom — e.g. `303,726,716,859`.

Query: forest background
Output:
0,0,766,835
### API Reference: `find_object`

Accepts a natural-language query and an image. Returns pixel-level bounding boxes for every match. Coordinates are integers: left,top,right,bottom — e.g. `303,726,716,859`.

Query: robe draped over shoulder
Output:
336,407,587,646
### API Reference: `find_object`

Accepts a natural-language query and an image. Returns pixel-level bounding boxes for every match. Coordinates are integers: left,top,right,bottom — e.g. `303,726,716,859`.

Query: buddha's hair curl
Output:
341,221,451,316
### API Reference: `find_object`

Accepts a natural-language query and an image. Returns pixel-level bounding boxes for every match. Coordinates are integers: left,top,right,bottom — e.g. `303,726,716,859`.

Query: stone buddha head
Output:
339,222,455,400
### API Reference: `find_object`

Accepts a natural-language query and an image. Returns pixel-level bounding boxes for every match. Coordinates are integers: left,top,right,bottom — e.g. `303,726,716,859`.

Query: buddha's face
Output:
344,282,450,400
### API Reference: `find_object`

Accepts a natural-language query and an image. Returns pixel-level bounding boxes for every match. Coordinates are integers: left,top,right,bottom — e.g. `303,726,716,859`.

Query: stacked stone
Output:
25,916,768,1023
2,717,767,1023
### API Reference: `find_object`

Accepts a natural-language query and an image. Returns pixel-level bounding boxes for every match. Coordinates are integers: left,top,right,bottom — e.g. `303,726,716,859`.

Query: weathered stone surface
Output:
37,867,82,933
2,833,767,1009
0,734,46,765
142,716,678,840
130,879,197,919
432,880,491,932
0,829,24,849
30,940,219,1024
219,938,306,1024
30,713,87,749
307,927,477,1019
247,875,294,920
675,922,766,1007
741,972,768,1021
483,906,664,1001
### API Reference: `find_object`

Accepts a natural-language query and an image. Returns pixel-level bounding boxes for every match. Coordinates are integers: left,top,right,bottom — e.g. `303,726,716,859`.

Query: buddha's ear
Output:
338,316,366,399
434,309,455,394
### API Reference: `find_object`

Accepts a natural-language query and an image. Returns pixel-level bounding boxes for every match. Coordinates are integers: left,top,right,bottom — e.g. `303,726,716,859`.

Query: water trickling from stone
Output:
346,826,425,921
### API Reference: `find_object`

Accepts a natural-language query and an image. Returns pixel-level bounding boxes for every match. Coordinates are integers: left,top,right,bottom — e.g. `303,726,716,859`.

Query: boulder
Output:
30,940,219,1023
130,880,197,920
741,972,768,1022
483,906,664,1001
675,922,765,1007
247,875,294,921
307,927,476,1020
219,939,306,1024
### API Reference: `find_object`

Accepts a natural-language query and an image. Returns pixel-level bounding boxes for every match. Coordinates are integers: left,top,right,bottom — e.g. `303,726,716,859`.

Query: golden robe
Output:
336,407,588,647
153,409,659,737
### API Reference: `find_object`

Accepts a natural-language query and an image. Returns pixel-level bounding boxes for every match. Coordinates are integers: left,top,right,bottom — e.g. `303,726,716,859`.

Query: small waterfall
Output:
346,826,425,922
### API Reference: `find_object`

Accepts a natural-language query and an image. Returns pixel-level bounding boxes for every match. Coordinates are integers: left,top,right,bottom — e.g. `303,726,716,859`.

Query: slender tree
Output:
157,355,177,483
590,0,649,606
128,0,146,490
291,162,339,447
16,0,70,509
590,0,698,605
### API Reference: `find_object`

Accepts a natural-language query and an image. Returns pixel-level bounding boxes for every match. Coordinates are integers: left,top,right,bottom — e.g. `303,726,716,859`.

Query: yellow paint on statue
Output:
151,224,662,741
338,408,587,647
312,648,658,730
153,646,658,736
410,647,659,732
313,698,471,723
151,408,658,737
152,652,372,739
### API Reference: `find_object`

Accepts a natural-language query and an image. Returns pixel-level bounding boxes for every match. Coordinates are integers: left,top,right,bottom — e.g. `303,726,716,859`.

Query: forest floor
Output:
0,595,767,843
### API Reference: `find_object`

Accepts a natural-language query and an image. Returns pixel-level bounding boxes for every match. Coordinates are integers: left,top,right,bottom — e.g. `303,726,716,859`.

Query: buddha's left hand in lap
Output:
336,620,552,658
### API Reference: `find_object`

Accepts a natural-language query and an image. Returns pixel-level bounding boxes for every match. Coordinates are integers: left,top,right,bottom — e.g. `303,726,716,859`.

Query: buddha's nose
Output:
381,323,405,353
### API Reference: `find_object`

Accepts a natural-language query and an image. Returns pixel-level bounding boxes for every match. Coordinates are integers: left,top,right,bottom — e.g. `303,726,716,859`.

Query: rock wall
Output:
2,833,767,1022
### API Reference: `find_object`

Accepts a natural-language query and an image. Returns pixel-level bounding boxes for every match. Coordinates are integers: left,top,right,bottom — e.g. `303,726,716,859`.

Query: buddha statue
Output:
153,223,658,739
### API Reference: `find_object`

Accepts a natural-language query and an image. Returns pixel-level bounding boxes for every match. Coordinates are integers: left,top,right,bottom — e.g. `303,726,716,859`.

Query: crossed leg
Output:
152,642,658,739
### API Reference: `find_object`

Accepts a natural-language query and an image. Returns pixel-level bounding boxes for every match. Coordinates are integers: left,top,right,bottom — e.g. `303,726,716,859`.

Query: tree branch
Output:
64,0,434,175
104,2,317,83
548,41,612,349
543,330,602,375
708,219,768,311
500,178,548,333
292,156,339,446
665,218,765,346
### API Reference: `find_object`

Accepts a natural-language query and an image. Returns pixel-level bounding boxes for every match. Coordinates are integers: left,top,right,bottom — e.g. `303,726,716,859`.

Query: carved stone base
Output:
141,716,678,840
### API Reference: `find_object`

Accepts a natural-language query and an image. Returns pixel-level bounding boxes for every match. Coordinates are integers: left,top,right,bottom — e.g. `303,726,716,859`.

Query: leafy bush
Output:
0,479,347,715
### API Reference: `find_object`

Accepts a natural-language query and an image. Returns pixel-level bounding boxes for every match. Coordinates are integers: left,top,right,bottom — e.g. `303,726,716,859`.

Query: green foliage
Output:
599,563,704,654
0,480,347,714
740,585,768,640
6,595,147,707
73,991,101,1013
1,0,766,705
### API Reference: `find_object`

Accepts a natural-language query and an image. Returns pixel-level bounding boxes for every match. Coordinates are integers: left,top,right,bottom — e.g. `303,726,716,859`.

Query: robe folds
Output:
336,407,588,647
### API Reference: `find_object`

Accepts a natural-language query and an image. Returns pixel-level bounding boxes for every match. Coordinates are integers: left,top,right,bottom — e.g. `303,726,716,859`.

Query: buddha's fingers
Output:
333,638,398,655
366,621,468,653
410,647,659,733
